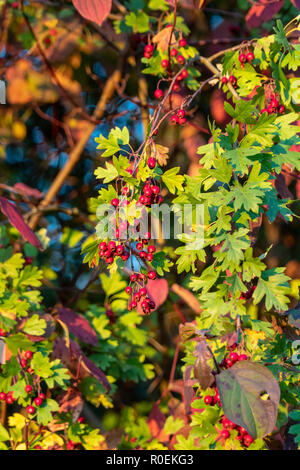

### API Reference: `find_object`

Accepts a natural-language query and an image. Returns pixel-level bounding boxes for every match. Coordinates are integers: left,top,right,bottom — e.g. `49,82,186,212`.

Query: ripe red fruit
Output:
261,108,268,114
204,395,213,405
67,440,75,450
178,117,187,125
6,395,14,405
34,397,43,407
148,271,156,280
246,51,254,62
271,98,279,108
152,185,160,195
39,393,46,400
139,251,147,259
147,157,156,169
148,245,156,254
24,351,33,360
136,242,143,251
239,53,247,63
121,252,129,261
170,48,178,57
144,232,151,240
267,104,274,114
111,198,119,207
154,89,163,99
44,36,51,44
143,187,152,197
278,105,285,114
130,301,137,309
179,38,187,47
141,300,149,309
108,241,116,252
25,385,33,394
77,417,85,424
116,245,124,255
20,359,27,368
130,274,138,282
99,242,107,251
139,287,147,297
146,253,153,262
229,75,237,85
220,429,230,439
12,2,19,8
0,392,6,401
139,273,147,281
222,417,236,429
27,405,36,415
221,76,228,84
177,55,185,64
0,329,7,337
161,59,169,68
243,434,254,447
238,354,248,361
177,109,185,118
170,115,178,125
229,352,239,362
105,257,114,264
172,83,181,92
144,44,154,53
125,286,132,295
181,70,188,79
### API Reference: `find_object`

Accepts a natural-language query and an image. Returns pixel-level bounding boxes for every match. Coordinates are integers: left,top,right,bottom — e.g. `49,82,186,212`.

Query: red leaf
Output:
148,403,167,440
53,338,110,392
13,183,43,199
0,196,42,250
72,0,112,26
246,0,284,29
57,307,98,346
137,278,169,314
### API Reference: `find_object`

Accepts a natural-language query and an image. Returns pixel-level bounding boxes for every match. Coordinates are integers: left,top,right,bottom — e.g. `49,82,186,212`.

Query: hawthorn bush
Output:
0,0,300,451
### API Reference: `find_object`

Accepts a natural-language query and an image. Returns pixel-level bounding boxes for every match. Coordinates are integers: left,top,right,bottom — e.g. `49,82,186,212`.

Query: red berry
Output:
139,251,147,259
170,48,178,57
267,104,274,114
147,157,156,169
221,77,228,84
204,396,213,405
146,253,153,262
161,59,169,68
220,429,230,439
270,98,279,108
222,417,236,429
154,89,163,100
20,359,27,368
125,286,132,295
130,301,137,309
178,117,187,125
239,53,247,63
105,256,114,264
111,198,119,207
144,232,151,240
177,109,185,118
148,245,156,254
67,440,75,450
77,417,85,424
179,38,187,47
243,434,254,447
144,44,154,53
44,37,51,44
278,105,285,114
238,354,248,361
25,385,33,394
6,395,14,405
12,2,19,8
261,108,268,114
34,397,43,407
116,245,124,255
138,273,147,281
108,241,116,252
24,351,32,360
229,75,237,85
246,51,254,62
0,329,7,337
39,393,46,400
49,29,57,36
181,69,188,79
170,115,178,125
172,83,181,92
177,55,185,64
229,352,239,362
148,271,156,280
139,287,147,297
130,274,138,282
27,405,36,415
151,186,160,195
0,392,6,401
136,242,143,251
141,300,148,309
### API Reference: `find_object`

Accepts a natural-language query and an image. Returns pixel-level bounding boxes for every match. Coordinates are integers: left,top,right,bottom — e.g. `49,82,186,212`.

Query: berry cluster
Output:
238,51,254,66
170,108,186,126
99,240,130,265
261,95,285,115
126,270,157,314
221,75,237,86
26,392,46,415
138,181,163,206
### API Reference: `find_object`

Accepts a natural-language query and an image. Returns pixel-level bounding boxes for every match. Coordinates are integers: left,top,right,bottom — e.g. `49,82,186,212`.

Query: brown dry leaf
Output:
152,27,176,51
7,78,32,105
193,341,215,390
59,387,83,417
155,144,169,166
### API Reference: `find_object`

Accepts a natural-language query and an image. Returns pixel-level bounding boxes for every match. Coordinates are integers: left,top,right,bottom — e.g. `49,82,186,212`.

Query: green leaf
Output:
253,268,290,311
37,399,59,426
22,314,46,336
0,423,9,442
94,162,119,183
216,361,280,439
162,167,184,194
124,11,149,33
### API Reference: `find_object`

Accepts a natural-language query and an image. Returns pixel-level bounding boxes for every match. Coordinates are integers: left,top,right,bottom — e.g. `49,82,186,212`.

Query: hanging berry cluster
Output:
126,271,157,314
261,93,285,115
